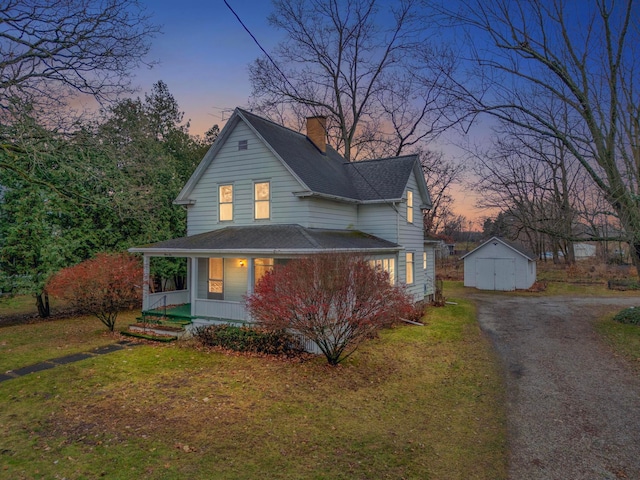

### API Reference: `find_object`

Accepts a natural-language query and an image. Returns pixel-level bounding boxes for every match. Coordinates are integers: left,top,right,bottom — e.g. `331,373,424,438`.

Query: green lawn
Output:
0,299,506,479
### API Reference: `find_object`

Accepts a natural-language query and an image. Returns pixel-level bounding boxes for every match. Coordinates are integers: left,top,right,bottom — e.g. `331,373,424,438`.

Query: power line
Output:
223,0,423,226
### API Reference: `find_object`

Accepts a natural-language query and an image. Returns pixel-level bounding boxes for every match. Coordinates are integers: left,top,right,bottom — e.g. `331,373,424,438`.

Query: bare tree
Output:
419,149,465,235
249,0,460,160
0,0,159,191
436,0,640,274
0,0,158,112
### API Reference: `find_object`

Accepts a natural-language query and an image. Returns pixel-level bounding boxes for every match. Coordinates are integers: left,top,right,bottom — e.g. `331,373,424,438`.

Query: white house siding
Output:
186,122,304,235
357,203,399,243
223,258,248,302
397,173,430,301
304,197,357,229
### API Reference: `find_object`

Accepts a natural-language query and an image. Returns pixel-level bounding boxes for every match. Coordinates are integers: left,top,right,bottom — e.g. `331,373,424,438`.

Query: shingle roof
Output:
461,236,536,261
130,224,400,253
238,109,358,199
345,155,417,201
238,109,418,202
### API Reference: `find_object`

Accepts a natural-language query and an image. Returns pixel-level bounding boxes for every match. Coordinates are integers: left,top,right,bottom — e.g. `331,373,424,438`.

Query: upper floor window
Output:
238,139,248,150
406,252,414,284
423,251,427,270
219,184,233,221
254,181,270,219
406,190,413,224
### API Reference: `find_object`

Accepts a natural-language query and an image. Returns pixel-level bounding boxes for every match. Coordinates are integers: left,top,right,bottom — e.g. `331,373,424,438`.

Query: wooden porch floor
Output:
143,303,193,323
142,304,248,326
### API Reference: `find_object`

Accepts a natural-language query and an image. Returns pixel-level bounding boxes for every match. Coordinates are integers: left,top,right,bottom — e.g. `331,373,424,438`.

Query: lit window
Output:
406,252,414,284
208,258,223,299
219,184,233,221
407,190,413,223
368,258,395,285
254,258,274,285
423,251,427,270
254,182,270,219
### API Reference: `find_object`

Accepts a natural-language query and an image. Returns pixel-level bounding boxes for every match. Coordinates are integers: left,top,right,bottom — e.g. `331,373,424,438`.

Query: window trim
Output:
407,190,414,224
254,257,274,286
219,184,233,222
254,181,271,220
208,258,224,299
406,252,414,285
369,257,396,285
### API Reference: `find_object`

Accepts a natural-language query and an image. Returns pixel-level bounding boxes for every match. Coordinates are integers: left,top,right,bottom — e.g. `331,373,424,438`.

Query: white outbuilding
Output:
461,237,537,291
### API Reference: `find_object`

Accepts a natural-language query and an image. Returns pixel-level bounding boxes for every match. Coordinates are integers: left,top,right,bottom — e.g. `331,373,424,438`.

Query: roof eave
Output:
292,190,361,203
129,246,402,256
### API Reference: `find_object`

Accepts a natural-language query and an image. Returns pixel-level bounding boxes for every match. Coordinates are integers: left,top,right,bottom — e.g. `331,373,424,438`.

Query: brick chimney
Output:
306,116,327,153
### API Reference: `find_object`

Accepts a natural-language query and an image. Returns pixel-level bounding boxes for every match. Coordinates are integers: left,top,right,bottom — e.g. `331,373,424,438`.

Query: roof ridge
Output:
237,108,308,140
343,154,418,166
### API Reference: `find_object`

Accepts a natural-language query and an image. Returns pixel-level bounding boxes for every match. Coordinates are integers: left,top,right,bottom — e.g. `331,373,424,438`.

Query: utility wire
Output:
223,0,425,226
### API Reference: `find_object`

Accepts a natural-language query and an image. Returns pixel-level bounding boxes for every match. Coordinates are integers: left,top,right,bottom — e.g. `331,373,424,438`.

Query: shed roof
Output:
461,236,536,261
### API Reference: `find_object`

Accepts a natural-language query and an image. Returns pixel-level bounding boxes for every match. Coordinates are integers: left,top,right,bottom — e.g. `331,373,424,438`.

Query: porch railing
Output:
145,290,190,311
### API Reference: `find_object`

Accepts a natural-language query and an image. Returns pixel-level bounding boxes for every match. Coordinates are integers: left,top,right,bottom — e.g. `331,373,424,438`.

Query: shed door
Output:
475,258,516,291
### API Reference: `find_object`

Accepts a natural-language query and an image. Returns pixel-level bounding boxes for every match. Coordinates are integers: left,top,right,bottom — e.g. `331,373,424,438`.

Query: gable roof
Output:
129,224,400,255
176,108,431,207
461,236,536,261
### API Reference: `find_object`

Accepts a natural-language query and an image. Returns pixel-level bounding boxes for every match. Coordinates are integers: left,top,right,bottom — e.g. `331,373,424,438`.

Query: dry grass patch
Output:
0,300,506,479
0,311,139,372
596,313,640,368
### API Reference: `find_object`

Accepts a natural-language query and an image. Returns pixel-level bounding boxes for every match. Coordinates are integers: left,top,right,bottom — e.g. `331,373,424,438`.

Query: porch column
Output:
246,256,254,296
142,255,150,311
190,257,198,314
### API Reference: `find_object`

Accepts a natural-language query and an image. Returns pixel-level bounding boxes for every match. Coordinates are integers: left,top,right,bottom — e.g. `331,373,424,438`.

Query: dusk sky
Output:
135,0,281,135
133,0,483,223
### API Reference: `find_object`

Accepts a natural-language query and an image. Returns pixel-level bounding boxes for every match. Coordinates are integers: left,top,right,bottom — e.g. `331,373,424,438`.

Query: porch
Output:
142,296,251,326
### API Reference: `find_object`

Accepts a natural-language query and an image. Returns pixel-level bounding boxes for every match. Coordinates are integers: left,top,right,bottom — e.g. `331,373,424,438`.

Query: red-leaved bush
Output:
246,254,415,365
46,253,143,331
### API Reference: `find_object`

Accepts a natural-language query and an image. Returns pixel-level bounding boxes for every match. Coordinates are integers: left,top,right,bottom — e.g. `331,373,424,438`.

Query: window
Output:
406,190,413,224
406,252,414,284
238,139,248,150
254,181,270,219
369,258,395,285
254,258,274,285
423,251,427,270
208,258,223,299
219,184,233,221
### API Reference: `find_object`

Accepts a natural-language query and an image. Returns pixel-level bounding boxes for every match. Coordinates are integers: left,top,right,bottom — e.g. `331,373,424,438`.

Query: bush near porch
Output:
0,297,506,479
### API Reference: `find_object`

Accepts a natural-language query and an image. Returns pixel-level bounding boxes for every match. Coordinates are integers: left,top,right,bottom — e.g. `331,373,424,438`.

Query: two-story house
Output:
130,108,436,327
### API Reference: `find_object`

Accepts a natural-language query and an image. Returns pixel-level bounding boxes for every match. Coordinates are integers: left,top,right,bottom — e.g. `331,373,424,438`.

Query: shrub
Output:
193,324,303,356
607,279,640,291
246,253,415,365
46,253,142,331
613,307,640,325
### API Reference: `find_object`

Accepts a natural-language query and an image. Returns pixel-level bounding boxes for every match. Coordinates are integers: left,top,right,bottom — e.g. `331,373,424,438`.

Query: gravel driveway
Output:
472,294,640,480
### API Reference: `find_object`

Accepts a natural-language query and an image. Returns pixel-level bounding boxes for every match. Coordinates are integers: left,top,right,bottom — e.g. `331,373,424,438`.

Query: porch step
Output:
137,314,192,327
125,323,186,341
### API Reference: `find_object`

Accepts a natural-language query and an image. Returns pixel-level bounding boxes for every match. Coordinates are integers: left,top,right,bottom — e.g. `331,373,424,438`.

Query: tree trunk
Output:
35,292,50,318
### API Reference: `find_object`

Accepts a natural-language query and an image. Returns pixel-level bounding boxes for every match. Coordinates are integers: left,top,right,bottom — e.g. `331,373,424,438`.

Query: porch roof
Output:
129,224,401,255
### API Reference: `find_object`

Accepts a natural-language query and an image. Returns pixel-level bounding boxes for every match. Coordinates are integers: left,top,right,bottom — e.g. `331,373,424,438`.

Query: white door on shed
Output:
475,258,516,291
